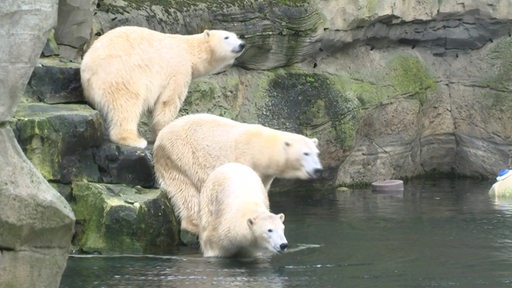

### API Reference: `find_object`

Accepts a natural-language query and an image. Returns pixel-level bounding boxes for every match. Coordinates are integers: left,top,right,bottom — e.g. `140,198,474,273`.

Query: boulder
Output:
0,0,76,286
24,57,83,104
55,0,97,60
72,182,179,254
0,126,75,288
94,143,155,188
11,103,103,184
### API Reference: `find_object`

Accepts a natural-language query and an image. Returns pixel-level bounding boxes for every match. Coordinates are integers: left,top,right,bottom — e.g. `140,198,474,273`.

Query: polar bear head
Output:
280,134,323,180
204,30,245,60
248,212,288,256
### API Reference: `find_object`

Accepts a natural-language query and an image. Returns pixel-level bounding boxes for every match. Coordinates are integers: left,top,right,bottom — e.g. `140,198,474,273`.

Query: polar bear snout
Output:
232,42,246,54
311,168,323,179
279,242,288,252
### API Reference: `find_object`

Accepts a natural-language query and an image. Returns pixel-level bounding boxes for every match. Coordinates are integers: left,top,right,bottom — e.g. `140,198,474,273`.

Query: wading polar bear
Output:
199,163,288,258
80,26,245,148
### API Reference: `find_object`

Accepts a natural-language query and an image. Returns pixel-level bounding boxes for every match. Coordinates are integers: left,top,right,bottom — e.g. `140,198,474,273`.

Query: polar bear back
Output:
153,113,322,191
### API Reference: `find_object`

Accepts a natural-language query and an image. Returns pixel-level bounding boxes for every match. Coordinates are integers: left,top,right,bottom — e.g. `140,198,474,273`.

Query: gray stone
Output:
72,182,179,254
24,58,83,104
94,143,155,188
0,126,75,288
0,0,58,121
0,0,76,286
11,103,103,183
55,0,97,60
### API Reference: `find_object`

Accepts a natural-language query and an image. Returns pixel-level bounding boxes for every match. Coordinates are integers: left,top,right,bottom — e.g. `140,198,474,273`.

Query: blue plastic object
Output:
498,169,510,177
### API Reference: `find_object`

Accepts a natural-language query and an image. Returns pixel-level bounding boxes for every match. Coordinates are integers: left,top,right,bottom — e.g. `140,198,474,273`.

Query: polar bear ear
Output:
311,138,318,145
278,213,285,222
247,217,256,227
204,30,210,38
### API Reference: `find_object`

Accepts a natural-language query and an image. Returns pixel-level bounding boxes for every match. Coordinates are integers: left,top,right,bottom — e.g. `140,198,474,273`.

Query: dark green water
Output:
60,178,512,287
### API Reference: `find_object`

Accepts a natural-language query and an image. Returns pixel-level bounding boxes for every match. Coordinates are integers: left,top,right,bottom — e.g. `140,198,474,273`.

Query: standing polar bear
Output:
80,26,246,148
199,163,288,258
153,113,323,235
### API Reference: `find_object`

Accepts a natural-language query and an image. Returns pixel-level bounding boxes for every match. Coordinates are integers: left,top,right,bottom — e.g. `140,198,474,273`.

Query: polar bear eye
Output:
267,229,273,233
224,36,229,40
304,152,310,156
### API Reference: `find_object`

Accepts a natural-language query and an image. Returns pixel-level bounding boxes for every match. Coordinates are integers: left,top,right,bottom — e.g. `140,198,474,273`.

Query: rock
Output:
94,143,155,188
0,0,58,121
24,57,83,104
72,182,179,254
0,0,76,286
11,103,104,184
55,0,96,61
318,0,512,57
0,126,75,288
42,29,60,57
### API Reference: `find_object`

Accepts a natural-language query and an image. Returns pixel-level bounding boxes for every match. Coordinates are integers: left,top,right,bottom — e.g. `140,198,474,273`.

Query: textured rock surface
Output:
72,182,179,254
0,0,76,287
12,103,103,183
0,0,58,121
95,143,155,188
25,58,83,104
55,0,97,60
0,127,75,288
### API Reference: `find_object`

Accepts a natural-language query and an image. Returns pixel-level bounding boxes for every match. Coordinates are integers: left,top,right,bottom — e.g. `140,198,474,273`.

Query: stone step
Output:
11,102,156,188
11,102,103,184
72,182,179,254
24,57,84,104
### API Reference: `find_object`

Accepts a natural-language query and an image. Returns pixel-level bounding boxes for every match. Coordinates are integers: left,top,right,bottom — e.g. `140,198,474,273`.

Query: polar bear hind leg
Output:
106,90,147,148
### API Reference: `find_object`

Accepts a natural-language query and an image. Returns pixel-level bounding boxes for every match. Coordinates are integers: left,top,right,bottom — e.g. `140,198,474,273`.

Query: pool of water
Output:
60,178,512,287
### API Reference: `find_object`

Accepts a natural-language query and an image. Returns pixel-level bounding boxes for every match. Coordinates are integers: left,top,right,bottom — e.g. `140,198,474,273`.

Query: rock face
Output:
0,0,75,287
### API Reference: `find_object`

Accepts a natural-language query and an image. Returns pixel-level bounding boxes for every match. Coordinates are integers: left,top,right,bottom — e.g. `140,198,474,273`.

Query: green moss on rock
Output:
262,71,360,147
483,38,512,111
72,182,179,254
11,103,103,183
387,54,437,105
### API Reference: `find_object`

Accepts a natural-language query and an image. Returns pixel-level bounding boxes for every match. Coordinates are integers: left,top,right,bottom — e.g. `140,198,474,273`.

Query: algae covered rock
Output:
12,103,103,183
95,143,155,188
72,182,179,254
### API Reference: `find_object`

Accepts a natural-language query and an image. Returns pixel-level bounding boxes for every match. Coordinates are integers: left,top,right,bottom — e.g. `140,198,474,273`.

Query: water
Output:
60,178,512,287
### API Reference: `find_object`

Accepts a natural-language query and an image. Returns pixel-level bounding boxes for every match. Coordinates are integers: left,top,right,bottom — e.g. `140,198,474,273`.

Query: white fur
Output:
199,163,287,258
153,113,322,234
80,26,245,148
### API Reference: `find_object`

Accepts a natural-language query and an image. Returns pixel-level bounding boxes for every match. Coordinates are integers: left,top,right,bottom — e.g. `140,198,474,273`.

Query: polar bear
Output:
199,163,288,258
153,113,322,234
80,26,245,148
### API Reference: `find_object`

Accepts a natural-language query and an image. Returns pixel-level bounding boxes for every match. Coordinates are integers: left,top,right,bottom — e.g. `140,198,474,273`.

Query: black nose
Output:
313,168,323,178
239,42,246,50
280,243,288,251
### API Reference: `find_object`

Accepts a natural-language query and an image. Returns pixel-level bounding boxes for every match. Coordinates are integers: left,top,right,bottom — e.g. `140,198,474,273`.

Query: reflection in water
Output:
61,178,512,288
61,254,287,288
